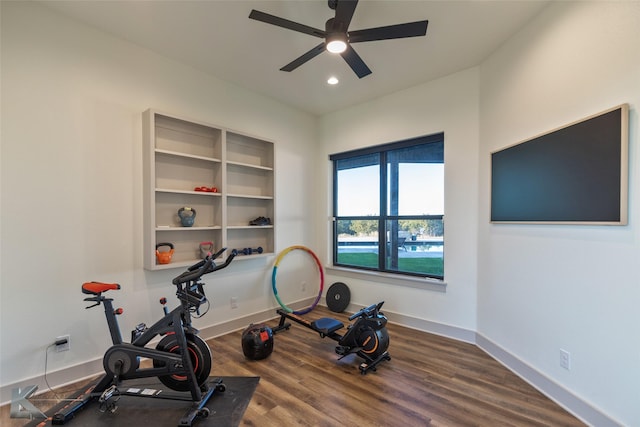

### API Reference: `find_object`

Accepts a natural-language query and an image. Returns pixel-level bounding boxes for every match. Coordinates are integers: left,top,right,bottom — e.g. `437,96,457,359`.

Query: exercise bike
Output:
272,301,391,374
52,248,236,426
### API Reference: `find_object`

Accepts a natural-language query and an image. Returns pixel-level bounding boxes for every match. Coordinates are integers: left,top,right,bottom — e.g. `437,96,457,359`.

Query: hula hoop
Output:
272,245,324,315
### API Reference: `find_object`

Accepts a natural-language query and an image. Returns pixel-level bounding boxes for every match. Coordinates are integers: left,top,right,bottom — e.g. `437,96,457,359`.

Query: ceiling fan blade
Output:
280,43,326,72
334,0,358,29
340,45,372,78
249,9,325,38
348,20,428,43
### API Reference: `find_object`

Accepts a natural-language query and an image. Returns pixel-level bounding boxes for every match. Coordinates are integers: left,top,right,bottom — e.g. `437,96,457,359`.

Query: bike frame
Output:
85,248,236,401
52,249,235,426
91,296,202,400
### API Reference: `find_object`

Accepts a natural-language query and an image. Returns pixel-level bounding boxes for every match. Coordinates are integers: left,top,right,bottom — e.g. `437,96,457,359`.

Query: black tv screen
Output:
491,104,629,224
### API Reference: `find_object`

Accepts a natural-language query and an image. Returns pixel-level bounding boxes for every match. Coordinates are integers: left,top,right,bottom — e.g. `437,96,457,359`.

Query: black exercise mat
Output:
23,376,259,427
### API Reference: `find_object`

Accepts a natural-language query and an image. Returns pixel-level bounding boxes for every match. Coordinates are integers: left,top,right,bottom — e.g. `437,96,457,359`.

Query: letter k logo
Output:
10,385,46,419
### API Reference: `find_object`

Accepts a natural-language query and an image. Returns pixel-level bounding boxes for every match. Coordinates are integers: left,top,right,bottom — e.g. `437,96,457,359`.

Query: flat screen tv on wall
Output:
491,104,629,225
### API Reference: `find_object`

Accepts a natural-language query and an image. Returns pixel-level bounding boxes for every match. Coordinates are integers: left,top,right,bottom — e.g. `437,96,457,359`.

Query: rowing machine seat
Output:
311,317,344,335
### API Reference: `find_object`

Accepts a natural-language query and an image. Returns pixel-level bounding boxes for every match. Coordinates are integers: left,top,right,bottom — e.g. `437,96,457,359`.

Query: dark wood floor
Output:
2,306,585,426
214,306,585,426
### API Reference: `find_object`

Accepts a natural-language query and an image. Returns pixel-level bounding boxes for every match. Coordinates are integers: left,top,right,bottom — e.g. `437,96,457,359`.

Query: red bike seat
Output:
82,281,121,295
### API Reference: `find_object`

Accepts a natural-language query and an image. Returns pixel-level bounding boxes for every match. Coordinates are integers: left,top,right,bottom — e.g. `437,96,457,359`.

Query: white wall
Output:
3,1,639,425
0,1,318,395
478,2,640,426
318,67,480,334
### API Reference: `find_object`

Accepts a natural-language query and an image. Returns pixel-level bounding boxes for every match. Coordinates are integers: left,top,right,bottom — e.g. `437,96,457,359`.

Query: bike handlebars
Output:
204,249,237,274
186,247,227,272
349,301,385,321
172,248,237,285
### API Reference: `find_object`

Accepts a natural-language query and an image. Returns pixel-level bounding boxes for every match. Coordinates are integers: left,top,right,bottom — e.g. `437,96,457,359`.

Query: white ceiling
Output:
41,0,549,116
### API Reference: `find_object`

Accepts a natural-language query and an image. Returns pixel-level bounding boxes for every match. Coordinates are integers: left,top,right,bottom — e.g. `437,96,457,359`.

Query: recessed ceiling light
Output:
327,76,339,85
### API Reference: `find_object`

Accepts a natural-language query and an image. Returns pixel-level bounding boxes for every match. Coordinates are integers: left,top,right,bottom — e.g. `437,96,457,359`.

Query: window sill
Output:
325,265,447,292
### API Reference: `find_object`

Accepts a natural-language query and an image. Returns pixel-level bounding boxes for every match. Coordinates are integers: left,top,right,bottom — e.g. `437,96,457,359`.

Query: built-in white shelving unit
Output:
143,109,275,270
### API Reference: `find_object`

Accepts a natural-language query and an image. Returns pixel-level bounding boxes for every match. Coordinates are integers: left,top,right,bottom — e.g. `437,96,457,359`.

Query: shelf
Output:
153,252,272,270
156,188,222,196
155,115,222,159
227,227,274,254
155,148,222,163
227,163,273,198
226,160,273,171
156,226,222,231
227,193,273,200
143,109,275,270
227,131,274,169
151,256,224,271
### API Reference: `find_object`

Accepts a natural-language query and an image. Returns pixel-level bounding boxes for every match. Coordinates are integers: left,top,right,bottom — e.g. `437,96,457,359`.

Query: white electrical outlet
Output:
560,349,571,370
56,335,70,352
230,297,238,309
301,281,307,291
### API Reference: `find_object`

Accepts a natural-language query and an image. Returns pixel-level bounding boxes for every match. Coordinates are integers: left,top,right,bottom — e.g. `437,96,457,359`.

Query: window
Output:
330,133,444,279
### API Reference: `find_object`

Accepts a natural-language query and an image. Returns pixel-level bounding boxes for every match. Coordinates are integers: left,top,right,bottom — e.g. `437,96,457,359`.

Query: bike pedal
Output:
98,385,120,413
98,385,118,403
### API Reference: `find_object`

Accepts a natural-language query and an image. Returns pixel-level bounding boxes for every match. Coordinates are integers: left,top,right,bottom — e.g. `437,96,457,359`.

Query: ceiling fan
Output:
248,0,428,78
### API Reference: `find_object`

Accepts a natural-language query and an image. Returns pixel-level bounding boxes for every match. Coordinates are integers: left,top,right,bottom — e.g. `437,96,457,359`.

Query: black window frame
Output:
330,132,444,280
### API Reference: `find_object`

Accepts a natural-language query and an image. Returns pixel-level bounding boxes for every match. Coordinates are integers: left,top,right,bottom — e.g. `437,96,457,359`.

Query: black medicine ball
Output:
241,324,274,360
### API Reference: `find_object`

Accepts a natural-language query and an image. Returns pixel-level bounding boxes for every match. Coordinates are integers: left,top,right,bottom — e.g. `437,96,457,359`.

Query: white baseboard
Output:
475,333,622,427
348,304,620,427
381,307,477,343
1,300,622,427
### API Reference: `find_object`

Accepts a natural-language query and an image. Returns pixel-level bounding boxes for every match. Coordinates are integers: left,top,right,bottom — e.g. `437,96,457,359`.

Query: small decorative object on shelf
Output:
194,186,218,193
155,243,174,264
178,207,196,227
249,216,271,226
234,247,264,255
199,241,214,259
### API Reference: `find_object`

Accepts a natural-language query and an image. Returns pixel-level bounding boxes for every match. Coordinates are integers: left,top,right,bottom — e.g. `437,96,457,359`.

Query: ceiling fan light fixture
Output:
326,34,347,53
